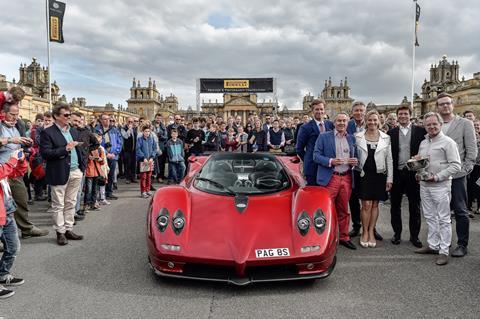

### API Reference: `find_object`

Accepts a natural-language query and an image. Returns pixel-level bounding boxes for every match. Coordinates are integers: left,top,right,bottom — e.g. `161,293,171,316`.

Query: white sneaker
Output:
99,199,110,205
141,192,149,198
147,191,152,196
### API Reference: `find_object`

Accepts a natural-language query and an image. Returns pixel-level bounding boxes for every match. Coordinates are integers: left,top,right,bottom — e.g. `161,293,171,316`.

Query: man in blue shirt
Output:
40,103,85,246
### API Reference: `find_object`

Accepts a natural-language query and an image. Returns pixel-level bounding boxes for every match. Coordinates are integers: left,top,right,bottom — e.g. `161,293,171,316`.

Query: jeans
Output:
0,214,20,278
106,159,117,196
450,176,470,247
75,175,85,213
84,177,98,205
168,161,186,183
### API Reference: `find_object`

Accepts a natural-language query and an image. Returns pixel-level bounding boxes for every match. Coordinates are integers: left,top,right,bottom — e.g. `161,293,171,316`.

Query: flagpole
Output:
46,0,52,110
410,0,417,112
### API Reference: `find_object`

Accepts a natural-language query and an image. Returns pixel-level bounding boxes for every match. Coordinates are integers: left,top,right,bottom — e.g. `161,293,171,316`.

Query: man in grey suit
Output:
437,92,478,257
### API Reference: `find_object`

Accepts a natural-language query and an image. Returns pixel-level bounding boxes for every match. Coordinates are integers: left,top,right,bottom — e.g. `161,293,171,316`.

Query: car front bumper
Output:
149,256,336,286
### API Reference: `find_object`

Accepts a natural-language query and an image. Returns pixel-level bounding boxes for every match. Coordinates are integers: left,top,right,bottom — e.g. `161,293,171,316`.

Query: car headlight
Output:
296,211,311,236
314,209,327,234
156,208,170,232
172,209,185,235
173,217,185,230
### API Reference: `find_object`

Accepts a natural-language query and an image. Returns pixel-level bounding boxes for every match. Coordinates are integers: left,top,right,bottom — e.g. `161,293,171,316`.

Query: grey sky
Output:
1,0,479,110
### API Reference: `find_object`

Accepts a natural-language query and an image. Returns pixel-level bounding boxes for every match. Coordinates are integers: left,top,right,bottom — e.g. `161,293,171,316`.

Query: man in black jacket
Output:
40,103,85,246
121,117,138,183
387,105,426,247
71,112,99,218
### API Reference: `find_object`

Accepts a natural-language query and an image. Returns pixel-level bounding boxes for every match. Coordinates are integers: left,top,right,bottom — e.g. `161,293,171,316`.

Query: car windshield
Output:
193,153,291,195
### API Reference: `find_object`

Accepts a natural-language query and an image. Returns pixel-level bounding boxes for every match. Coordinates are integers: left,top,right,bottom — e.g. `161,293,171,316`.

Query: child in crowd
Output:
97,135,110,205
0,150,28,299
136,123,157,198
203,124,220,152
84,134,105,210
235,126,248,153
223,128,238,152
166,129,185,184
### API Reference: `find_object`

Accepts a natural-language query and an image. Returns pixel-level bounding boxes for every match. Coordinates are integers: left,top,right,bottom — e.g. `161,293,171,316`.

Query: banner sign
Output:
49,0,66,43
200,78,274,93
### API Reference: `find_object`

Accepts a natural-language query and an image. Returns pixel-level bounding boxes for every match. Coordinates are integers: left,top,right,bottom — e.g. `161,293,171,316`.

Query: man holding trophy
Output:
411,112,461,266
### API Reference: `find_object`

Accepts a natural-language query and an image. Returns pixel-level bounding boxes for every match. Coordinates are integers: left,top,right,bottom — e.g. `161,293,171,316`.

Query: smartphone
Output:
17,150,23,158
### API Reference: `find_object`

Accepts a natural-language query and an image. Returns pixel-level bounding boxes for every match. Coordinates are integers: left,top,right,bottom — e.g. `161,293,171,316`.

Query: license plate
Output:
255,248,290,258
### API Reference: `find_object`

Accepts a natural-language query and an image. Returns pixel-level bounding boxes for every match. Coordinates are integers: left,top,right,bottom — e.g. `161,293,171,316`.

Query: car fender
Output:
291,186,338,256
147,186,192,252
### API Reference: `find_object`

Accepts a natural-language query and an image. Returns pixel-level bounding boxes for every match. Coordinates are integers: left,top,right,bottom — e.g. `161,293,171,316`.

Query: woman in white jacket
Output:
355,110,393,248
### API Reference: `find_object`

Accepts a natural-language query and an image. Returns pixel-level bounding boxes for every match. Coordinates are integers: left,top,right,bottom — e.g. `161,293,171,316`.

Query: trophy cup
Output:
406,157,431,181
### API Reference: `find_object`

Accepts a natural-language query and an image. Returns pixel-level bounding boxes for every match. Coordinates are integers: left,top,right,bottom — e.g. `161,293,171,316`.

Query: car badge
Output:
234,194,248,213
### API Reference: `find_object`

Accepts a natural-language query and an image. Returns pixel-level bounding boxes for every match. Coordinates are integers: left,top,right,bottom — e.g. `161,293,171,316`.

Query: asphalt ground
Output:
1,182,480,318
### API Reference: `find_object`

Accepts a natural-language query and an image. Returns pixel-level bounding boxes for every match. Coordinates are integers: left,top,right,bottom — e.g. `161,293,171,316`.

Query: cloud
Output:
1,0,479,111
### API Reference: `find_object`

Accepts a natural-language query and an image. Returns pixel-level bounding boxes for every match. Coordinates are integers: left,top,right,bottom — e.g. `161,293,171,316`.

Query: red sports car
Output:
146,152,338,285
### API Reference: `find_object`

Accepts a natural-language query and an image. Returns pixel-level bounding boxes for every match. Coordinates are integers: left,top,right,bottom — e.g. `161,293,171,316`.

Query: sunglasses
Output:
62,113,71,117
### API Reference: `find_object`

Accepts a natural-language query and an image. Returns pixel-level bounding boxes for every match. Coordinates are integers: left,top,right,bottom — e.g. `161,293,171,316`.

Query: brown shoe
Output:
415,246,439,254
56,232,68,246
436,254,448,266
65,230,84,240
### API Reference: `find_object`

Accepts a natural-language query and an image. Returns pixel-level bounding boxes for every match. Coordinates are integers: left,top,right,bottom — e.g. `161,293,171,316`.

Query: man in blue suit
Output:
347,101,366,135
296,99,334,185
314,112,358,250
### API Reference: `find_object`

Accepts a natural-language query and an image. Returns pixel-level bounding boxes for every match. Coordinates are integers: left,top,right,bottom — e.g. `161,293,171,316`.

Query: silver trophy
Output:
406,157,431,181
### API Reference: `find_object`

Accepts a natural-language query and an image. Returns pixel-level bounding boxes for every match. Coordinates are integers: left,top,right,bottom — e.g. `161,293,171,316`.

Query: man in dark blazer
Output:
387,105,426,247
296,99,334,185
40,103,85,246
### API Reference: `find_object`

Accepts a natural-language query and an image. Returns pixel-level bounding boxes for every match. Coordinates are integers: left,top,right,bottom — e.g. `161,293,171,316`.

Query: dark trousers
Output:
106,159,117,196
156,151,167,179
23,173,31,201
32,175,46,197
123,151,136,182
9,176,34,232
118,151,124,177
305,175,317,186
349,170,361,230
390,168,421,240
451,176,470,247
467,165,480,210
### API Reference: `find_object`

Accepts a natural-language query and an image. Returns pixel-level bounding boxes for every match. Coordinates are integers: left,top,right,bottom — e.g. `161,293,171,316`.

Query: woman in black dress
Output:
355,110,393,248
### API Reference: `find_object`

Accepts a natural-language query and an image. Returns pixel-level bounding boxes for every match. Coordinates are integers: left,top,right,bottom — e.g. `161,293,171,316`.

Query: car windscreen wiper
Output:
195,177,236,196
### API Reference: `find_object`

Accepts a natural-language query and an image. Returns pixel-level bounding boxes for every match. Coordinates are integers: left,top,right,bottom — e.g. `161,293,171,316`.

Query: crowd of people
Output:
0,85,479,299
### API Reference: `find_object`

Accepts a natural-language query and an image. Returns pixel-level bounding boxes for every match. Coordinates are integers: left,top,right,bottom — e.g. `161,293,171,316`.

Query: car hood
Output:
184,190,296,264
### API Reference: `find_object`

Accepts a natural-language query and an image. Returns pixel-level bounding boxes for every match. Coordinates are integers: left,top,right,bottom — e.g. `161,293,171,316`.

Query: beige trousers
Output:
51,169,83,233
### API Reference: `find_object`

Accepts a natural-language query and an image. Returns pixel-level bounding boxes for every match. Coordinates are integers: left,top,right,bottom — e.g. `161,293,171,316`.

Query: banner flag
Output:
415,3,421,46
49,0,66,43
